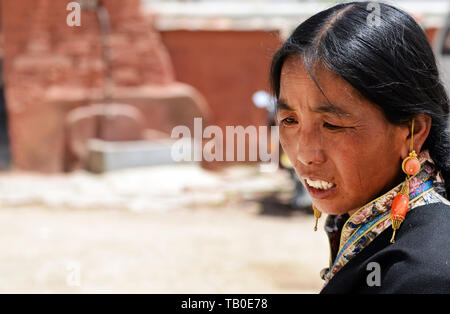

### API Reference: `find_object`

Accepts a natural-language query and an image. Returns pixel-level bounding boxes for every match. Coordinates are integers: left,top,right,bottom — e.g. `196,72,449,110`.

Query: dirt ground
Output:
0,201,329,293
0,164,330,293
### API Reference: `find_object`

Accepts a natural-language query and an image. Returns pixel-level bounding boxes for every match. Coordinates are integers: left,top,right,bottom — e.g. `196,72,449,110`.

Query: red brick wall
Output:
1,0,175,172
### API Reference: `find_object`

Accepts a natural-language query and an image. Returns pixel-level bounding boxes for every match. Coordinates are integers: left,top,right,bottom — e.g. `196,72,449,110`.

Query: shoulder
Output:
321,202,450,294
378,202,450,293
395,202,450,254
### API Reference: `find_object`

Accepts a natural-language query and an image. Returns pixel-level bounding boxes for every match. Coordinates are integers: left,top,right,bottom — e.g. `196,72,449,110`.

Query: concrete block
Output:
86,138,192,173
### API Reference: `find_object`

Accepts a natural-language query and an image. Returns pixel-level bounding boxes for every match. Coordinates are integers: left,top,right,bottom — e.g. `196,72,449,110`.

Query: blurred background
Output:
0,0,449,293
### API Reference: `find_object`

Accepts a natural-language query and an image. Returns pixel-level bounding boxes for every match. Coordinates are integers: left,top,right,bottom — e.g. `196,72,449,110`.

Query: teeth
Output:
305,178,334,190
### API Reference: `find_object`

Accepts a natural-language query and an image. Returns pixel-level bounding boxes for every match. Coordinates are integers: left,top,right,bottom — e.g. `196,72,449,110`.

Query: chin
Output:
322,207,349,215
311,199,349,216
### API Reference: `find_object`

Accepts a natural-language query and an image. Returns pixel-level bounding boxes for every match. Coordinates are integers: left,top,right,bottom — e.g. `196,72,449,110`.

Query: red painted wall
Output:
160,30,282,168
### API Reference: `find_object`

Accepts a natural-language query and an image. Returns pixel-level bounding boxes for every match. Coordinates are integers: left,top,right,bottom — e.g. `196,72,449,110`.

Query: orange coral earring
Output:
313,205,322,231
390,118,420,243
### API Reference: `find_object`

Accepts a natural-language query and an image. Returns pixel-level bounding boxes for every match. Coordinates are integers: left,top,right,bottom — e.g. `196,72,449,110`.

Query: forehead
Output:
279,56,367,114
280,56,311,82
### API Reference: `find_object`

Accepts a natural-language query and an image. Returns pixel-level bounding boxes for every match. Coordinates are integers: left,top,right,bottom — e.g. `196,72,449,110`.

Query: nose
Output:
295,128,326,166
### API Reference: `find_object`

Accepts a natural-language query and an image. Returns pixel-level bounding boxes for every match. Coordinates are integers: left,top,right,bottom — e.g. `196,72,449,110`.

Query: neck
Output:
347,169,406,217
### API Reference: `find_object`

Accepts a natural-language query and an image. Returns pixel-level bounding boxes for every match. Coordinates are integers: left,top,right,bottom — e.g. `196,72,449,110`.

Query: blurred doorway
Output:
0,65,10,170
0,13,11,170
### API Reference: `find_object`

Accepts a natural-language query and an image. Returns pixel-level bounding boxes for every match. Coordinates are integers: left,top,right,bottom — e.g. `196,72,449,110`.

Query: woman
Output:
270,1,450,293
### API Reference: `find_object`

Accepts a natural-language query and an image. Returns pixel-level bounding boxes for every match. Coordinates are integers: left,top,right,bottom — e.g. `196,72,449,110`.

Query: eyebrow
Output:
276,99,351,117
313,102,352,117
276,99,294,111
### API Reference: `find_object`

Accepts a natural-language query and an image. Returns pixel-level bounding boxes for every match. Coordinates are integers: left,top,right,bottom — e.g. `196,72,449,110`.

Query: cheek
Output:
333,132,400,201
330,136,367,188
279,129,297,160
337,148,373,193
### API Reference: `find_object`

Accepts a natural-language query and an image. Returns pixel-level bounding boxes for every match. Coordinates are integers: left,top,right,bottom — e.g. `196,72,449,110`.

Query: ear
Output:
403,114,431,158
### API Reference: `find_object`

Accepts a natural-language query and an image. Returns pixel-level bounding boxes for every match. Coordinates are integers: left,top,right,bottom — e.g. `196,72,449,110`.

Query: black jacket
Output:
320,202,450,294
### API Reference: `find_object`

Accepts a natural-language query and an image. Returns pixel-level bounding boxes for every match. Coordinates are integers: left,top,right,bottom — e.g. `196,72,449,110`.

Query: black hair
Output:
270,1,450,198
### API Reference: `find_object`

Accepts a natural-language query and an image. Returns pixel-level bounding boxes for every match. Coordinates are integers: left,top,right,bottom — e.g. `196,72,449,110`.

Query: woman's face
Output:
277,57,408,215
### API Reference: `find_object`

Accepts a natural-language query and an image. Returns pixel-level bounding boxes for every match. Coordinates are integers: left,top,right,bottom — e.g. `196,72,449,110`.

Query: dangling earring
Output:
390,118,421,243
313,205,322,231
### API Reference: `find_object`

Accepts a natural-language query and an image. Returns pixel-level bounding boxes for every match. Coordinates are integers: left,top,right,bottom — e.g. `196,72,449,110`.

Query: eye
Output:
323,122,344,130
281,117,298,126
